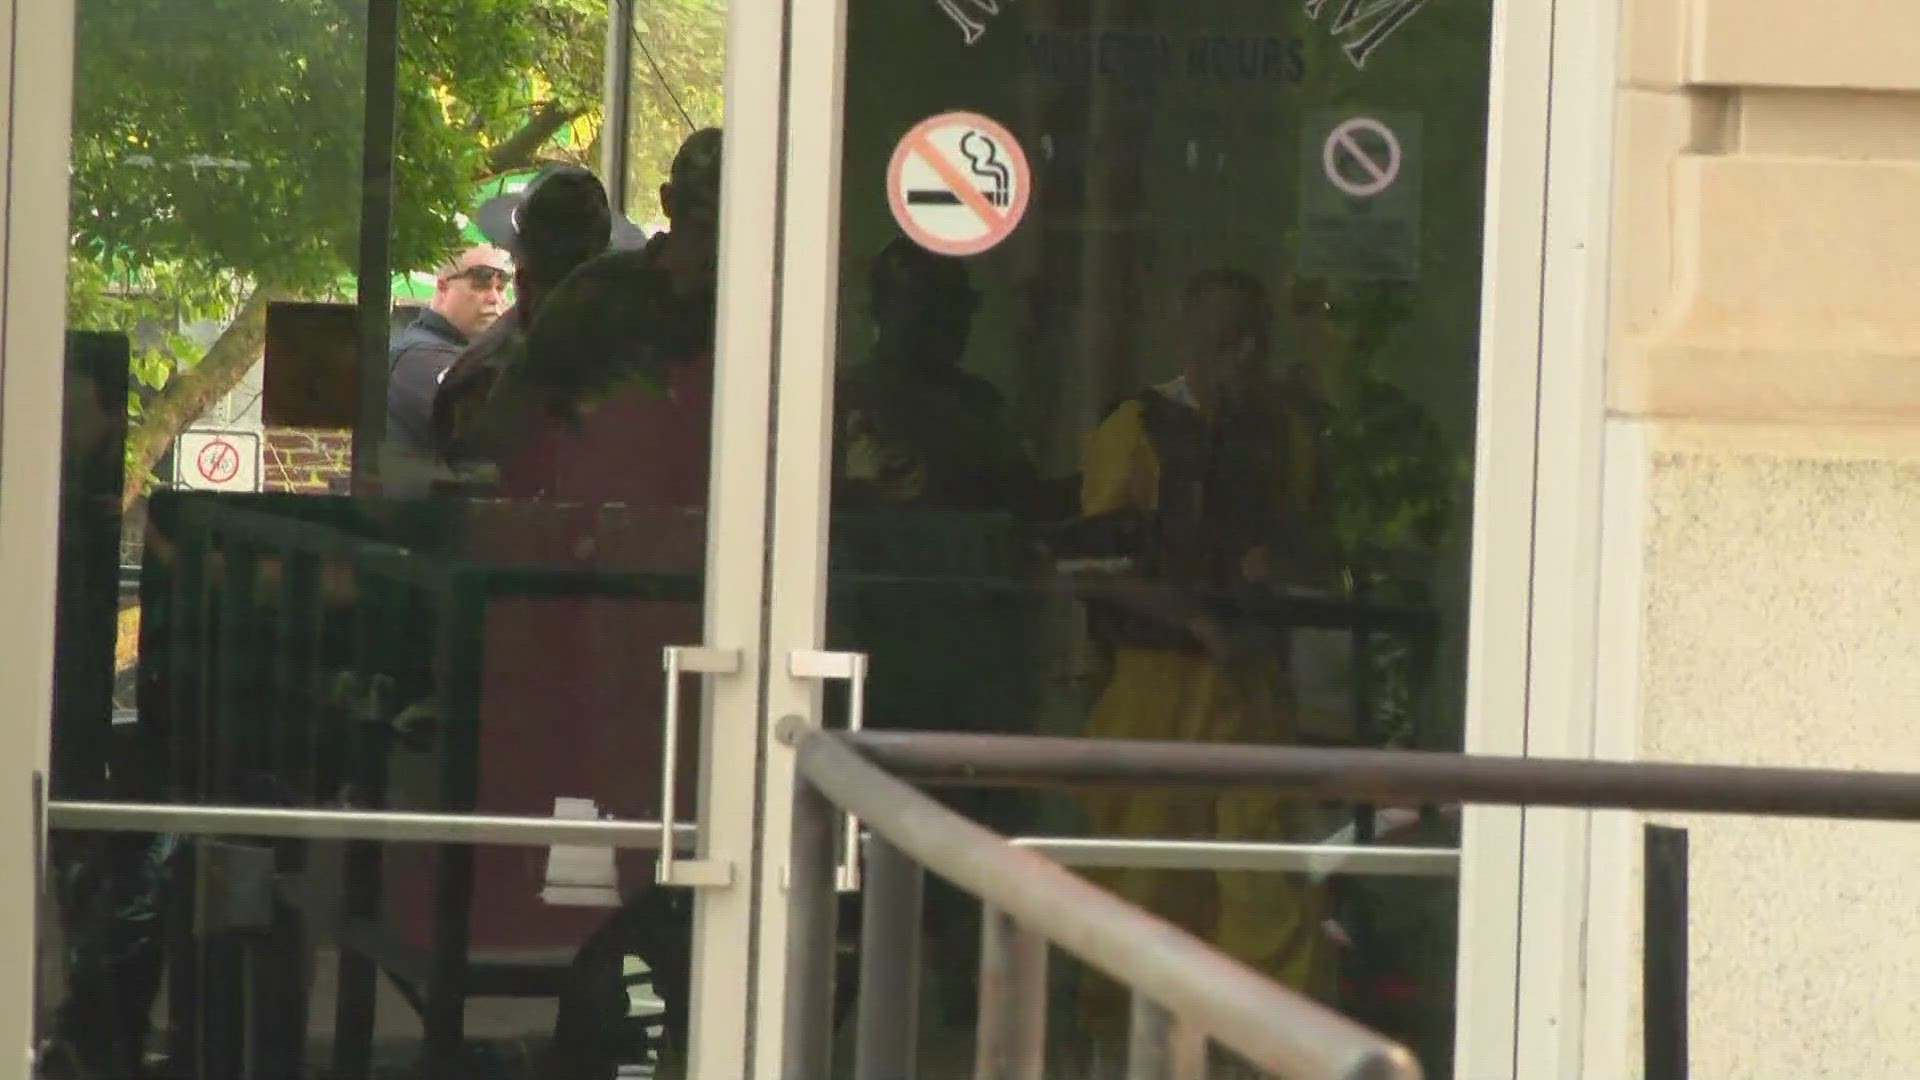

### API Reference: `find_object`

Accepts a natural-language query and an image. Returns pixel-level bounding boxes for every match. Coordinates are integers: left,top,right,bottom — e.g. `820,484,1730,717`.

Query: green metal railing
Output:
142,491,706,1078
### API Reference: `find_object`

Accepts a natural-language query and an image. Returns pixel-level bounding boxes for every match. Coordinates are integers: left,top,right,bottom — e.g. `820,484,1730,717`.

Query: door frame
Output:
677,0,790,1073
1,0,80,1071
1512,0,1627,1072
0,3,792,1078
744,0,1598,1077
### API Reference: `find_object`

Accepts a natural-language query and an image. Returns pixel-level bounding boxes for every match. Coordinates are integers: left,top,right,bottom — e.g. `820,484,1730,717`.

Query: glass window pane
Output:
48,0,734,1073
827,0,1489,1073
40,829,693,1078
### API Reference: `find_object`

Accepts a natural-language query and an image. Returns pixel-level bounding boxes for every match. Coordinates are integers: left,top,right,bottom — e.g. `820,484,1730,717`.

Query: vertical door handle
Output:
657,645,741,888
790,649,869,892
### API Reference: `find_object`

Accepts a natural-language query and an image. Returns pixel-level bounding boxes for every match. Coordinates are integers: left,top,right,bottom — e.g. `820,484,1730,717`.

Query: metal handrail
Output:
844,731,1920,820
791,728,1920,1079
45,797,1456,876
1013,837,1459,878
783,723,1422,1080
47,801,696,849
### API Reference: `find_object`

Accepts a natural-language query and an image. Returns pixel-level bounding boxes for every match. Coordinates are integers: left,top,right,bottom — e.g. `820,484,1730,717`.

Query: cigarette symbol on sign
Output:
905,129,1013,208
888,111,1031,257
197,439,241,485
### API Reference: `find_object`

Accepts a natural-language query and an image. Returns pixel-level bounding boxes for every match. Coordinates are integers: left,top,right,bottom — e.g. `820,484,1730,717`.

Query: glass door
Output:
754,0,1557,1075
11,0,784,1077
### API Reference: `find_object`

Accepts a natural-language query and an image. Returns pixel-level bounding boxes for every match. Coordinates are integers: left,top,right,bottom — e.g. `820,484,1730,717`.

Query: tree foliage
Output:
66,0,726,507
622,0,726,219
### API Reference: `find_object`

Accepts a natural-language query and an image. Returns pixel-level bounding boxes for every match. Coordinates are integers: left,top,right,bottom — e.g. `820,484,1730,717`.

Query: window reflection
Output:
828,0,1489,1073
49,1,733,1076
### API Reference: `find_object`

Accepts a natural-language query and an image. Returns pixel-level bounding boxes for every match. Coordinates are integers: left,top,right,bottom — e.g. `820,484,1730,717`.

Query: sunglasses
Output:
454,267,511,289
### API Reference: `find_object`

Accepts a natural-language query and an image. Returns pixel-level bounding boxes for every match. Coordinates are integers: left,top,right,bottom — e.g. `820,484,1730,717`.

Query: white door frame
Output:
0,0,79,1074
677,0,791,1074
0,3,792,1078
744,0,1593,1077
744,0,848,1069
1511,0,1626,1072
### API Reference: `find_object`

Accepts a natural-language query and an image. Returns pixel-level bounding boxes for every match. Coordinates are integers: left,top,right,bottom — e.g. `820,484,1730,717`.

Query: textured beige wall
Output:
1618,426,1920,1078
1603,0,1920,1072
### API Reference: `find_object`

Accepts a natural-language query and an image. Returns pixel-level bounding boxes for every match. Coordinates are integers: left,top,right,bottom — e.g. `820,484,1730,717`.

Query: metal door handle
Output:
657,645,741,888
790,649,868,892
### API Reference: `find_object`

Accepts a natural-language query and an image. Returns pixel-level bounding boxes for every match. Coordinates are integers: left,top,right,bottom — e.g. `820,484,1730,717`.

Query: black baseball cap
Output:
473,165,649,259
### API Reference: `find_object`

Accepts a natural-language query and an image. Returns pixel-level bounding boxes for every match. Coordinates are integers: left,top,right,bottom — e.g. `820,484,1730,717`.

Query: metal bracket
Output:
656,645,741,889
789,649,869,892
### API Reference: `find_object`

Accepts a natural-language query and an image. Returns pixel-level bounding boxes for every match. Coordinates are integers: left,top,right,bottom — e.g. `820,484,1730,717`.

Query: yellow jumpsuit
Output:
1076,392,1334,1041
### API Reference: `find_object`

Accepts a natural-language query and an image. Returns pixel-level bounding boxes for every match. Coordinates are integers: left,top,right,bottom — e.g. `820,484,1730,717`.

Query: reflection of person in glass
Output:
430,166,625,479
433,129,725,1080
833,237,1035,511
828,239,1042,1030
1072,268,1336,1041
498,126,723,505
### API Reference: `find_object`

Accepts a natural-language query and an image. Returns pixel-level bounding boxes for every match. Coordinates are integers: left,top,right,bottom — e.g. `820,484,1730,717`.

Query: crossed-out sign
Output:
175,428,261,492
888,111,1031,257
1322,116,1402,199
197,438,242,485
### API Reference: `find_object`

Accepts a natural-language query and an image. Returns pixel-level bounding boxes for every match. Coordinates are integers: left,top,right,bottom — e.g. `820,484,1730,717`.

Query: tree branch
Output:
483,102,588,177
121,284,288,509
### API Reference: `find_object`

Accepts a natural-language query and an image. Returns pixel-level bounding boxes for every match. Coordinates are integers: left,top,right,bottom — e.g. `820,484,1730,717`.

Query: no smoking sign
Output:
1299,111,1422,281
887,111,1032,257
176,429,262,492
1322,117,1402,199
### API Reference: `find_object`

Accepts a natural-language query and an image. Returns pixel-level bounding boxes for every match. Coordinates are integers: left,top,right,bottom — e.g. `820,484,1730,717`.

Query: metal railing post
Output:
784,779,840,1079
973,908,1047,1080
1644,825,1690,1080
856,837,924,1080
1128,995,1208,1080
794,728,1422,1080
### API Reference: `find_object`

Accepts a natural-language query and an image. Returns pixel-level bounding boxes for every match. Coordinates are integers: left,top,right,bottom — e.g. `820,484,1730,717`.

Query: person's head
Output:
868,237,978,366
1179,267,1272,408
508,167,617,317
429,245,512,337
470,166,634,325
657,127,723,293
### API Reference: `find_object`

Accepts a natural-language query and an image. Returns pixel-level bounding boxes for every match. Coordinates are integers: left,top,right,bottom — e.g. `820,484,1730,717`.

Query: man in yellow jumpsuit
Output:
1074,267,1337,1054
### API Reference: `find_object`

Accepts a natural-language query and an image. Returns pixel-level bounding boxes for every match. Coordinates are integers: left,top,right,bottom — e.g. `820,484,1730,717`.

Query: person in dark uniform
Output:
429,166,635,480
834,237,1037,512
384,244,511,452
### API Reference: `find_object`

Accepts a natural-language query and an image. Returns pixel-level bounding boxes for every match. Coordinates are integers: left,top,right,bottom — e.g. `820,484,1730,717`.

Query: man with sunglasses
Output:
385,244,511,455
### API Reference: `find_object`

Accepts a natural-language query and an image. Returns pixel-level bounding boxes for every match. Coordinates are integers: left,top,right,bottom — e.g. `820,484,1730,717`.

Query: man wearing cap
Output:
385,244,511,454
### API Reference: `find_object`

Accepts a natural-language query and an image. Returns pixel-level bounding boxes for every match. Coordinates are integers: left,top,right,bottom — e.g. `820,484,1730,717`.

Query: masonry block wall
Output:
1606,1,1920,1073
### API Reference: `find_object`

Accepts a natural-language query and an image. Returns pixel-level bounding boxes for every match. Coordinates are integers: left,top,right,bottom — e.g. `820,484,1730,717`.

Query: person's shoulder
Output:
952,371,1007,412
1100,394,1149,427
529,248,693,394
546,247,663,308
1085,397,1149,452
391,318,459,359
